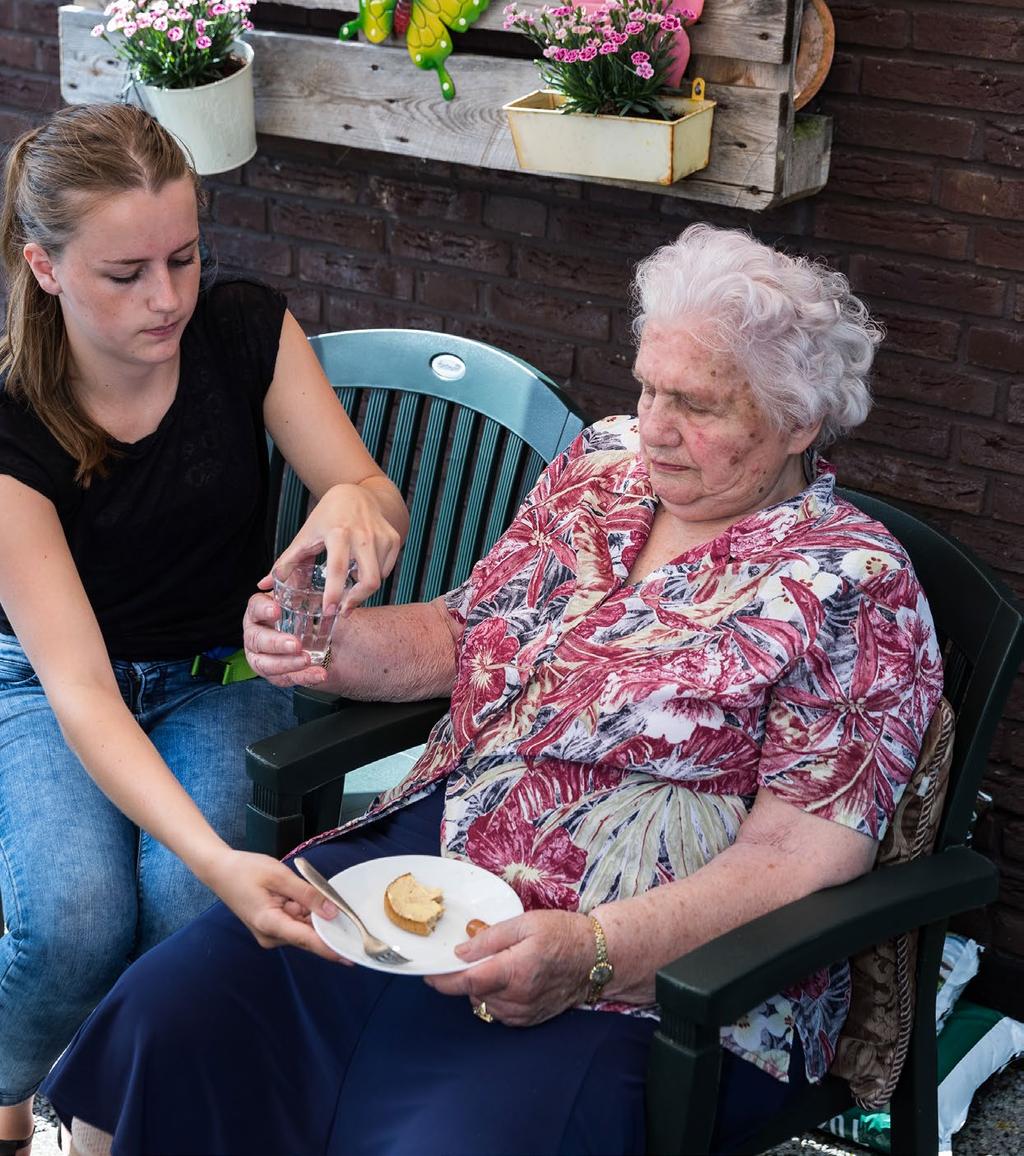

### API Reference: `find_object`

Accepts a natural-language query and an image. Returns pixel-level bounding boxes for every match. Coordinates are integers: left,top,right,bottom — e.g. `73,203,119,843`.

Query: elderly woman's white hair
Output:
631,224,882,446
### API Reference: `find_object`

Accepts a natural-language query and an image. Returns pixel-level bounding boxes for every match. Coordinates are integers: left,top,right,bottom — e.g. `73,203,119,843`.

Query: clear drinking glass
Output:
271,560,351,665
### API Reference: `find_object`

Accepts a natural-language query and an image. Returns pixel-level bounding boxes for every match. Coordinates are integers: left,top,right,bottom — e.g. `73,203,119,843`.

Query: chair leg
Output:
646,1023,721,1155
889,921,946,1156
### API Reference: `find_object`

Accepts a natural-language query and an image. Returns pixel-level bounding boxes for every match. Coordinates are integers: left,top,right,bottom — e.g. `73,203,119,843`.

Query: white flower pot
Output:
503,88,715,186
137,40,257,176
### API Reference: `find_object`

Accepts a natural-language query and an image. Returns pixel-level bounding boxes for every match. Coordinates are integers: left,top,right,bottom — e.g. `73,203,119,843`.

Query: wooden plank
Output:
780,111,831,203
59,5,801,208
271,0,793,65
691,54,790,93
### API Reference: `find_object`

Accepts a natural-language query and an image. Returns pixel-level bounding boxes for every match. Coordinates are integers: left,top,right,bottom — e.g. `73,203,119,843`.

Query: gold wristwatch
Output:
585,914,614,1004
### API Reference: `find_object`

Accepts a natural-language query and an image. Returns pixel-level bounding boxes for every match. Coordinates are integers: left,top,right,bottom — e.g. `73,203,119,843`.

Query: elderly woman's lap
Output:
42,794,652,1155
43,791,804,1155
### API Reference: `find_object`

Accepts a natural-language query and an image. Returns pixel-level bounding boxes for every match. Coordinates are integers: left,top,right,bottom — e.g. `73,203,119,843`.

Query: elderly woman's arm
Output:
243,592,462,700
427,789,876,1025
589,788,877,1005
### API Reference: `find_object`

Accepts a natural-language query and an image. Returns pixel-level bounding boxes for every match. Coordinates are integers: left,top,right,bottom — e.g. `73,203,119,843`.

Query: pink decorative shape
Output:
578,0,703,89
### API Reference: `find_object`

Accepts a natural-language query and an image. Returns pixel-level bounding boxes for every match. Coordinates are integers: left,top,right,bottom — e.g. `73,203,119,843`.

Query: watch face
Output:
590,961,613,986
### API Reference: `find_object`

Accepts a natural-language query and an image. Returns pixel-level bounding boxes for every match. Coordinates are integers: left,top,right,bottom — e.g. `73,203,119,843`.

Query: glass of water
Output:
271,560,350,666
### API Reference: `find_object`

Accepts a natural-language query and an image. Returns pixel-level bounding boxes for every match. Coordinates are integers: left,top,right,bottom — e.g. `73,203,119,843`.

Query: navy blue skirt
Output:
43,790,805,1155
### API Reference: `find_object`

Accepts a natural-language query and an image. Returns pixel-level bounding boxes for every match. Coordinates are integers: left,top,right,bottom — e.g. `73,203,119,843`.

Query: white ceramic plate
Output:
310,853,524,975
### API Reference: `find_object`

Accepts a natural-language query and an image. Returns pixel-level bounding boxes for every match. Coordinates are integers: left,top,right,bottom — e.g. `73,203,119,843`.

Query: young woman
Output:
0,103,408,1154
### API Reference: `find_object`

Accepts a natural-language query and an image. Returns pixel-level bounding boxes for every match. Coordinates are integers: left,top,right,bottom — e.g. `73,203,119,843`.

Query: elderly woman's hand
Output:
424,910,596,1026
268,482,403,619
242,589,332,688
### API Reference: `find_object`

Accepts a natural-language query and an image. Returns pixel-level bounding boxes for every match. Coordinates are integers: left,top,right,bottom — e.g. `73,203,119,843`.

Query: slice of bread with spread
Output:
384,872,444,936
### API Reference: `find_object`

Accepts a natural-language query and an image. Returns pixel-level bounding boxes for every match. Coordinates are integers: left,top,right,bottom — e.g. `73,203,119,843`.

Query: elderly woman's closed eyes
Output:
43,224,942,1156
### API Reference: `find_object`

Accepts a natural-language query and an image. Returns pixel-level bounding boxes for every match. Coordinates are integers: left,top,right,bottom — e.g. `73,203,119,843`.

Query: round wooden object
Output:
794,0,836,111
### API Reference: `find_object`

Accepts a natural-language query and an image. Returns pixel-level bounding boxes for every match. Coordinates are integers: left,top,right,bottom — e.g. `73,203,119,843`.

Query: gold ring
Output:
473,1001,494,1024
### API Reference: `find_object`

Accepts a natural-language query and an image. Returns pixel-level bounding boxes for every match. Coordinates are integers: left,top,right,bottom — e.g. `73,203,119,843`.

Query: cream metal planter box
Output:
503,89,716,186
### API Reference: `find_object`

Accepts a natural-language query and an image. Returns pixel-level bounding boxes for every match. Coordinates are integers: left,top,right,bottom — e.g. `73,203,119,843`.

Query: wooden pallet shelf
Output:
58,1,831,210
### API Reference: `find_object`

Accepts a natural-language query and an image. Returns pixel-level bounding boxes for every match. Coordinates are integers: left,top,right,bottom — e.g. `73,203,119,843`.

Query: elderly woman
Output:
43,224,941,1156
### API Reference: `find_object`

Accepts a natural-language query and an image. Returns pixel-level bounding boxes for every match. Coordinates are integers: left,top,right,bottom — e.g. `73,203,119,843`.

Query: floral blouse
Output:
304,416,943,1083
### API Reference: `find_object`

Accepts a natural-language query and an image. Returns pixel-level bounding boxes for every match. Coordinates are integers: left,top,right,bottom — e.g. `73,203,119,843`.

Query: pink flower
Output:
612,30,628,44
241,18,253,29
208,2,228,13
579,44,597,60
122,19,138,35
661,14,681,30
630,49,649,64
451,617,520,743
152,14,168,29
635,61,654,78
196,33,212,47
624,19,643,33
466,802,587,912
195,17,206,32
598,40,617,53
91,22,105,35
166,23,183,38
542,44,560,57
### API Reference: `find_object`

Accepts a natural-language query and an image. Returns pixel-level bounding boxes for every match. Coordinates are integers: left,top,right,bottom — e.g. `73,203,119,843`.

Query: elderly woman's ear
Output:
787,418,824,456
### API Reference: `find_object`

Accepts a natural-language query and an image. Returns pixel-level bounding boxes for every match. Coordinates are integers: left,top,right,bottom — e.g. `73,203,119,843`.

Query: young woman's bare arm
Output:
0,476,346,960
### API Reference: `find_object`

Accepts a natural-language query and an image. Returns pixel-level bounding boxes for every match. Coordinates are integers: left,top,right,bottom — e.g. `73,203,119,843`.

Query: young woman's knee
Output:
20,903,136,1011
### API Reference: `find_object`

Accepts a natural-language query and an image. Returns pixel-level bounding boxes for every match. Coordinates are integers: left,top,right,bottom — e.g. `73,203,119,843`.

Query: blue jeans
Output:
0,633,294,1103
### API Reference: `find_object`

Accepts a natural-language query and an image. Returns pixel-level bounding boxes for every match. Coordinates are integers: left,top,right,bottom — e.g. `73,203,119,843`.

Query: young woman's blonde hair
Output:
0,103,204,485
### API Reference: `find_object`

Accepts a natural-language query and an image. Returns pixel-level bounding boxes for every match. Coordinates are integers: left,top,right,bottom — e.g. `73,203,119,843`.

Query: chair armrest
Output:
655,846,997,1031
292,686,346,723
246,697,449,797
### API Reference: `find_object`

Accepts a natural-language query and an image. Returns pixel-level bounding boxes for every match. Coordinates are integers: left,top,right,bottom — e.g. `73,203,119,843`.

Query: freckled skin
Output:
634,323,821,529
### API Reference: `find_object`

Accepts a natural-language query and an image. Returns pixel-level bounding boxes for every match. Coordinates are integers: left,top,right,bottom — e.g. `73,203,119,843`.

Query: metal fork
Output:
293,857,411,966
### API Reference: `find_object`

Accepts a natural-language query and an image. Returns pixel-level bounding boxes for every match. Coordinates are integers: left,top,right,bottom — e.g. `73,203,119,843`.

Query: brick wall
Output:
3,0,1024,1010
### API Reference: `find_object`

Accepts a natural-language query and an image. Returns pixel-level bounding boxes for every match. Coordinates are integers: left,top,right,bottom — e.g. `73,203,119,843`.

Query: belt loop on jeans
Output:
190,647,257,686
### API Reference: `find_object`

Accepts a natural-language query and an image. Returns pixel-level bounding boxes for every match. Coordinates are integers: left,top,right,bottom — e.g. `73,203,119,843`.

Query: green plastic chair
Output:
247,484,1023,1153
246,328,586,856
646,490,1024,1155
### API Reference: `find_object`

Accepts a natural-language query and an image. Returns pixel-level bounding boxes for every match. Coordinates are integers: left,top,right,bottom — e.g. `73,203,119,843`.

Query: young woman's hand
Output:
203,846,353,963
265,482,403,619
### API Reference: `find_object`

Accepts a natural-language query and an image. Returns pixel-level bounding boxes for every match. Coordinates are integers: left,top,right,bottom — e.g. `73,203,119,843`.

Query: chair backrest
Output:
269,329,587,606
838,489,1024,850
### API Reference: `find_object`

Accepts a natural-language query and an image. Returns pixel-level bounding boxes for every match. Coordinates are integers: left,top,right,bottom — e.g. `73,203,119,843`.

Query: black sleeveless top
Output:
0,279,287,659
